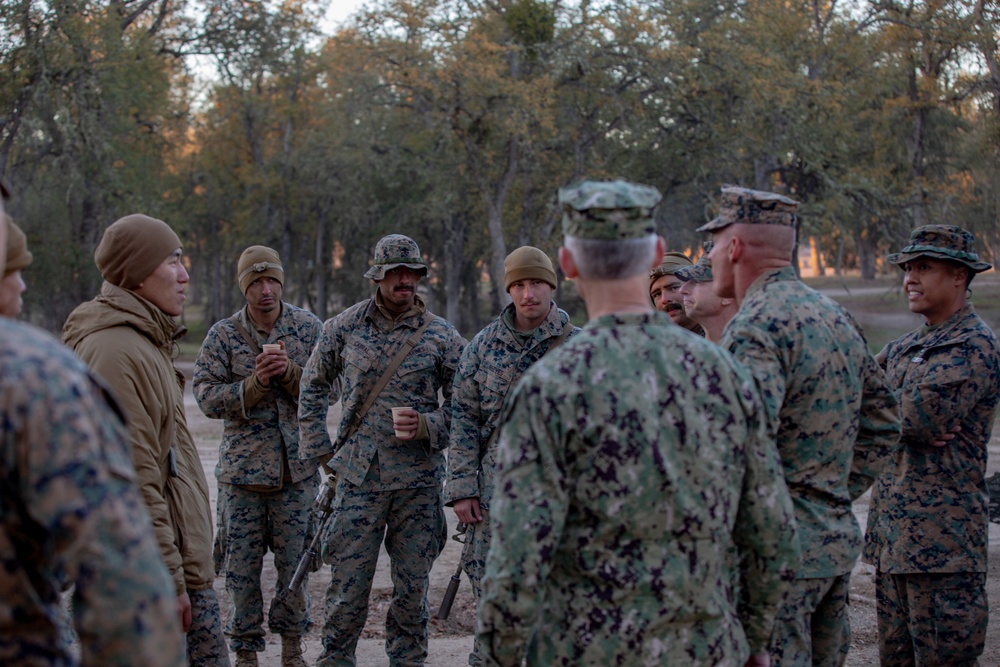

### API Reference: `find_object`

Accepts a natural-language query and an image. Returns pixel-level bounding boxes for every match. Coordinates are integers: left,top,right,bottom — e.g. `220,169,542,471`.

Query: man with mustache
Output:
299,234,465,667
63,213,229,666
649,251,705,336
446,245,579,666
193,246,323,667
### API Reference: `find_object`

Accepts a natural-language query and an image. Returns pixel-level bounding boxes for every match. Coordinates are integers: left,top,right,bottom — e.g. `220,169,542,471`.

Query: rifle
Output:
288,475,336,594
435,522,468,620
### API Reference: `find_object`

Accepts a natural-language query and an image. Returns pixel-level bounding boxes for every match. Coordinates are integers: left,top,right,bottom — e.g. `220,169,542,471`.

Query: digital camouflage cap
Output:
675,242,714,283
887,224,992,273
364,234,428,280
696,185,799,232
559,179,661,240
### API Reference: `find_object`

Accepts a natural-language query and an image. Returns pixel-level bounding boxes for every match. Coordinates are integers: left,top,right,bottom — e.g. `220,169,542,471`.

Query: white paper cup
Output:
391,406,414,438
262,343,281,354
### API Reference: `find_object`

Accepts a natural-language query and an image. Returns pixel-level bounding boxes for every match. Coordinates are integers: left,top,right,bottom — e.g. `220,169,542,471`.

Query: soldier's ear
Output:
558,246,578,279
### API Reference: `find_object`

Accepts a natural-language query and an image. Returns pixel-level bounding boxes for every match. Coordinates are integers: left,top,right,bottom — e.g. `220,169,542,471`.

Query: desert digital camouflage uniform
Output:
194,301,322,654
720,267,901,666
445,301,579,666
862,226,1000,666
478,310,800,666
0,318,185,667
299,243,465,666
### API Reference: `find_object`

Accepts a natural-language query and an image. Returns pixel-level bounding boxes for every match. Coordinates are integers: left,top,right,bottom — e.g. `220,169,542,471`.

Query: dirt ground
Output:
181,277,1000,666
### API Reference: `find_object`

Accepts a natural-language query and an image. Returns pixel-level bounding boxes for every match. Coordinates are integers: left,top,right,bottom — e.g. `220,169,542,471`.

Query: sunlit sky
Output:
322,0,368,33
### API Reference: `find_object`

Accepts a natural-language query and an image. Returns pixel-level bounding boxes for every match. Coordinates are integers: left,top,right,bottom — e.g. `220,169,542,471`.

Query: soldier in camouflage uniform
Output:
702,185,902,667
862,225,1000,666
649,250,706,336
0,187,185,667
478,179,801,667
674,243,738,343
194,246,323,667
445,245,580,666
298,234,465,667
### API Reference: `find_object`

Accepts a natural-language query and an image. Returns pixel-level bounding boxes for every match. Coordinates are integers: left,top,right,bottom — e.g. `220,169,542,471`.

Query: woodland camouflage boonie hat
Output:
364,234,428,280
676,243,714,283
696,185,799,232
559,179,662,240
887,224,992,273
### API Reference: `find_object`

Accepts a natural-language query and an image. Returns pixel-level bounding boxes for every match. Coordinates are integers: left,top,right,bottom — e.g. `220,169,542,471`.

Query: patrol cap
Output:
675,243,714,283
364,234,428,280
559,179,661,240
649,251,693,287
887,224,992,273
696,185,799,232
237,245,284,294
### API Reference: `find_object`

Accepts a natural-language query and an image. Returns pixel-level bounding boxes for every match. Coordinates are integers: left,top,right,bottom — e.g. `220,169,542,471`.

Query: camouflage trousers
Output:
769,574,850,667
186,586,231,667
459,511,491,667
316,470,447,667
875,570,987,667
215,477,318,652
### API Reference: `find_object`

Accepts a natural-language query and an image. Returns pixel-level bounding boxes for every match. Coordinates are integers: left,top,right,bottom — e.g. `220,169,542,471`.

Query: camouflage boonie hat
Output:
649,252,693,286
887,224,992,273
559,179,661,240
363,234,428,280
676,242,714,282
696,185,799,232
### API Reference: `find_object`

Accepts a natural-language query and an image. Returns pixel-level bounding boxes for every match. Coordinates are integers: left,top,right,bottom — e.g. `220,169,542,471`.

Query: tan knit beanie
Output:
504,246,557,292
95,214,182,289
237,245,284,294
4,216,32,275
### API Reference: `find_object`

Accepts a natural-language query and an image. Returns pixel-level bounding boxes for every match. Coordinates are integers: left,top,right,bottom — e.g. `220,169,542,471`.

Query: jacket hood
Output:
62,281,186,351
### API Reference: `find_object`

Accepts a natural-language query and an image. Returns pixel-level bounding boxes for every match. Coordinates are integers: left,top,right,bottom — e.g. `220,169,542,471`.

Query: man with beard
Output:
299,234,465,667
649,251,705,336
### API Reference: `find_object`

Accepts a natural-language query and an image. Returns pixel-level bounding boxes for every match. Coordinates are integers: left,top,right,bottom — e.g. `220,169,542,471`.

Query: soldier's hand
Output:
177,591,192,632
931,424,961,447
391,407,420,440
255,344,288,386
454,497,483,524
744,652,770,667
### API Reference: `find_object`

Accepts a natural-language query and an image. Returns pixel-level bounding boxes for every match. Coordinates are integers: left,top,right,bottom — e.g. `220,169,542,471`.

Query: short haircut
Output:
564,234,659,280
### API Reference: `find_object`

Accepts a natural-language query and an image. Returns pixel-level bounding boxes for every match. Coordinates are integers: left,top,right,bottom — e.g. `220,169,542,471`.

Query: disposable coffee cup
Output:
391,406,414,438
262,343,281,354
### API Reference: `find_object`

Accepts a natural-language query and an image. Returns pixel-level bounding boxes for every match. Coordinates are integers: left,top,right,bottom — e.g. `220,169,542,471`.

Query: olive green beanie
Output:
504,246,557,291
95,214,182,289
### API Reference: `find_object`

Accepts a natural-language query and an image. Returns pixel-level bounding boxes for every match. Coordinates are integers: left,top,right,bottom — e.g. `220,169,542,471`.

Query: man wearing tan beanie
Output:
194,245,322,667
649,250,705,336
62,214,230,667
0,216,32,318
445,245,579,667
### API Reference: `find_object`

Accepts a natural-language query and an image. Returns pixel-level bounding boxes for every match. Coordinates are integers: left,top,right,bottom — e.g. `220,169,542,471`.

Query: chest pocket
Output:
342,342,376,381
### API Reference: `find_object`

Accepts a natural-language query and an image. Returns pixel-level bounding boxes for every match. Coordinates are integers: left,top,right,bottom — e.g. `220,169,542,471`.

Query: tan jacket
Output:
63,282,214,594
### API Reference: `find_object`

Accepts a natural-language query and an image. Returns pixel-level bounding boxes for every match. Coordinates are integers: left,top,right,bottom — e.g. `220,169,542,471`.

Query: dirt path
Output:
181,293,1000,666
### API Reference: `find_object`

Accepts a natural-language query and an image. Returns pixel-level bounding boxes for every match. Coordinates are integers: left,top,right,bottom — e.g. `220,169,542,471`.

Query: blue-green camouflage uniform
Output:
863,303,1000,665
0,318,185,667
479,311,800,667
445,301,579,666
720,267,901,667
194,302,322,653
299,292,464,667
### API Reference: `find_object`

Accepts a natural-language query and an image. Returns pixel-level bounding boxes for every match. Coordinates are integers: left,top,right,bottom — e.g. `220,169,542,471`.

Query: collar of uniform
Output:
243,301,285,336
500,300,563,343
372,289,426,326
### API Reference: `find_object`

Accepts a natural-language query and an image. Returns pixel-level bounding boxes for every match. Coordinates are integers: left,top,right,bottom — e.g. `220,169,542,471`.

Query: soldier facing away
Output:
862,225,1000,666
445,245,580,666
194,245,324,667
477,178,801,667
298,234,465,667
0,186,185,667
703,185,902,666
63,214,229,666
